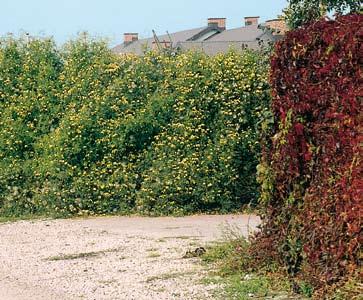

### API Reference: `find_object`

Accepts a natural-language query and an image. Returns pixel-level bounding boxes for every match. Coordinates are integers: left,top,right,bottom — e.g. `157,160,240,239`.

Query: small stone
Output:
244,274,253,280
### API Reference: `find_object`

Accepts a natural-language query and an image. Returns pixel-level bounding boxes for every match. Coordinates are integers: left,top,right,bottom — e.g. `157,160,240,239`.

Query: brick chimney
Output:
208,18,226,31
124,33,138,45
244,16,260,26
265,19,288,35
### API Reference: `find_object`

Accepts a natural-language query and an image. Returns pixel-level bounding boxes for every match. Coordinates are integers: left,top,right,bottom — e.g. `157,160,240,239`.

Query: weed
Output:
329,276,363,300
164,226,181,229
146,271,196,283
46,247,122,261
147,252,161,258
146,248,159,252
0,214,49,224
163,236,200,240
47,251,100,261
202,237,307,299
299,282,314,298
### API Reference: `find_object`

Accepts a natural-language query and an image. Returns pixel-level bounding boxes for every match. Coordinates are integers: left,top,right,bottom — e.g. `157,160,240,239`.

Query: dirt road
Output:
0,215,260,300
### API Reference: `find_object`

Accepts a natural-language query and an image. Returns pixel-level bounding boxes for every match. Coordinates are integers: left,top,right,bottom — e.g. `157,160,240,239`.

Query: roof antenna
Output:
166,31,173,47
152,29,162,51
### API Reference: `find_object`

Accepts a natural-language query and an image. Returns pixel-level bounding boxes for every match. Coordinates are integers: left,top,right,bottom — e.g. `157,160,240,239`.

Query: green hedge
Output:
0,35,271,216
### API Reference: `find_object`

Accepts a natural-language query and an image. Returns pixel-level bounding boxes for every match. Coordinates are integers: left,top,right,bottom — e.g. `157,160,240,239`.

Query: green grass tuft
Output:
202,237,308,299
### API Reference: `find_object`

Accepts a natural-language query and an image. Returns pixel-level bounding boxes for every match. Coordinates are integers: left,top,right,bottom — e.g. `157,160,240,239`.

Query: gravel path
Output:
0,214,260,300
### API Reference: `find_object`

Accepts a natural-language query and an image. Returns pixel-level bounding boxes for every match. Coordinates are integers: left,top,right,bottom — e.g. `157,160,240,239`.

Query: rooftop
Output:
112,16,287,55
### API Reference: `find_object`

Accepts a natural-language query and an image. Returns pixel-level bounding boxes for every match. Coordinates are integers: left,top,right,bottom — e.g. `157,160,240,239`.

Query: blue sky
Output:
1,0,288,46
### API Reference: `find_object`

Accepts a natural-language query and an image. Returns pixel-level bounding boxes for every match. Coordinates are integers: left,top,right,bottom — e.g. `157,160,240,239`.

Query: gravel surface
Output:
0,214,260,300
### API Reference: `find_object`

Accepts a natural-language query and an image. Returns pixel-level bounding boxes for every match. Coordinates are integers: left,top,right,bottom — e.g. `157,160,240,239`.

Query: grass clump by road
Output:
46,247,123,261
0,214,53,224
201,238,309,300
145,271,196,283
147,251,161,258
47,251,101,261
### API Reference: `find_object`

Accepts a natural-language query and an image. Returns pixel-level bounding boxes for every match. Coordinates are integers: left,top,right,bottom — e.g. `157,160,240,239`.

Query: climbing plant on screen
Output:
253,13,362,296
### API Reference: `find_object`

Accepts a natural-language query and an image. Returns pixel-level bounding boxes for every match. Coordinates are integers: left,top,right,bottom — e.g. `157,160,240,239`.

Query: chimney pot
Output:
244,16,260,26
208,18,226,31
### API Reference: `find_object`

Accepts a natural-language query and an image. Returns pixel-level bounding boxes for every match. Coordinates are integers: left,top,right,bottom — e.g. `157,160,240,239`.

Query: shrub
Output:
0,36,62,215
254,14,362,296
0,35,271,216
284,0,362,29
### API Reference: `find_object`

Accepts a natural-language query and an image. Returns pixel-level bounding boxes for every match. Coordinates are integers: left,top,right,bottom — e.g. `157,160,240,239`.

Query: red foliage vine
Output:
252,14,362,295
